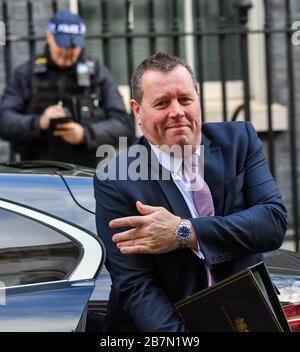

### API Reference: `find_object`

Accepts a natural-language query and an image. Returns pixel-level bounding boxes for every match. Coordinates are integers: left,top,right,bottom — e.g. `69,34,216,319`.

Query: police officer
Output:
0,11,133,168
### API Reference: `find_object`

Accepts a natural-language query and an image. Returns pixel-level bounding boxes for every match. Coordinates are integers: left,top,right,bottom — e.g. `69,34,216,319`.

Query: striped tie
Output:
191,153,215,217
190,153,215,287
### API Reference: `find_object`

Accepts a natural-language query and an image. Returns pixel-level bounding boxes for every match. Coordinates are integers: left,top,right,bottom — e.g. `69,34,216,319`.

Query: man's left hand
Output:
53,122,85,144
110,201,181,254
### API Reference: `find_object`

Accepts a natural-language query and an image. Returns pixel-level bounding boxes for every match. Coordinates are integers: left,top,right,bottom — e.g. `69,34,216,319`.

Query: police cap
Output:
48,10,86,48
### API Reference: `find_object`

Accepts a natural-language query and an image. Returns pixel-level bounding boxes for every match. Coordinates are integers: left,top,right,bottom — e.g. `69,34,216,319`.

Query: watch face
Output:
178,224,192,241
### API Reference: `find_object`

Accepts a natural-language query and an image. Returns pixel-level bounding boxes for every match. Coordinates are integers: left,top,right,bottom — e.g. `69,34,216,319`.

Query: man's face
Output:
47,32,81,68
131,65,202,150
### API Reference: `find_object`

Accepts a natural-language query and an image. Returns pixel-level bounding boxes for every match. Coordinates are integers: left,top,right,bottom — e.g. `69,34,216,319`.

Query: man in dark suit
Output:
94,52,287,332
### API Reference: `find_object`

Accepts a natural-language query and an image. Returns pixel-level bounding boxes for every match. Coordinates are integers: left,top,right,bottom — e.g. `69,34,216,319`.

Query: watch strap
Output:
176,219,192,249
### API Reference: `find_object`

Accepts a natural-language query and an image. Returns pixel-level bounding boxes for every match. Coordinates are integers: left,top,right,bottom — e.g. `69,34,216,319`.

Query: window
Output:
0,208,80,287
82,0,241,84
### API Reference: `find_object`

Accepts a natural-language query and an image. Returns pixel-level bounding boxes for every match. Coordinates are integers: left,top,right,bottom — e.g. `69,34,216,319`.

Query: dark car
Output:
0,160,299,332
0,161,108,332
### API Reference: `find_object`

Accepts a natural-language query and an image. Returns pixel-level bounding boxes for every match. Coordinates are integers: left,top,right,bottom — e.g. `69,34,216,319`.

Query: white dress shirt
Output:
149,142,213,286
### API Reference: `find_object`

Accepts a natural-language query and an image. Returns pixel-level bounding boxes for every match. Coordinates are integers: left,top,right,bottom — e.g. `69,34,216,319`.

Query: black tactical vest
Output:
23,52,103,166
27,55,90,121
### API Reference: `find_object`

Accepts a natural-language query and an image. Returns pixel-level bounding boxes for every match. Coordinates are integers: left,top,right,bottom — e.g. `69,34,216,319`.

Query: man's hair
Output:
131,52,198,104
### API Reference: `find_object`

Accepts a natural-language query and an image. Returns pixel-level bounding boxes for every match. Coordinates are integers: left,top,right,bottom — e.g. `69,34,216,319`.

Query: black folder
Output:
175,262,290,332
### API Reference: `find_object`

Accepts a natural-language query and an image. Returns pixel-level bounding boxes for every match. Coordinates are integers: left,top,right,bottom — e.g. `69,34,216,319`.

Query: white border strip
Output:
0,200,102,281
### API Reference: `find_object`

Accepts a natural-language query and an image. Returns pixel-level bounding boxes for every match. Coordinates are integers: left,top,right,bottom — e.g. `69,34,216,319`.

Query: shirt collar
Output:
149,142,201,176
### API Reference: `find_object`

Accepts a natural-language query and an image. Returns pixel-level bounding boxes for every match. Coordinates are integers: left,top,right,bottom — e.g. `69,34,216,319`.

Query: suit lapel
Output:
142,138,192,219
158,179,193,219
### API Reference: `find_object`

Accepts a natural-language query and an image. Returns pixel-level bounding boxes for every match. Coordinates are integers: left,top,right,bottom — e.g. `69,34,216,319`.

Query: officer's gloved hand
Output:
39,104,66,130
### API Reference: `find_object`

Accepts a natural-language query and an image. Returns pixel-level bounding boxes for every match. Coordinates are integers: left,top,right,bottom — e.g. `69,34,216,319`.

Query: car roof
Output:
0,160,94,176
0,161,96,233
264,249,300,276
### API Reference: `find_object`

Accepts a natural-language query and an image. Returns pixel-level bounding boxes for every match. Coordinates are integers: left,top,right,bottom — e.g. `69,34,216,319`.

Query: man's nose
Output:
61,48,72,55
169,100,184,118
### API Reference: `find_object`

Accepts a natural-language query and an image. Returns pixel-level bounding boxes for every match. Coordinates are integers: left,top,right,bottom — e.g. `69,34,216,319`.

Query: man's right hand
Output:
110,201,198,254
39,105,66,130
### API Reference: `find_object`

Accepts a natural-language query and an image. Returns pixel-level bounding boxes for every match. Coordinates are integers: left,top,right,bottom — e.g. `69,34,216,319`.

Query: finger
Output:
52,105,66,113
116,238,139,248
51,109,65,115
109,215,146,229
119,244,149,255
50,108,66,116
112,228,140,243
53,132,71,140
53,131,66,137
55,123,72,130
136,201,161,215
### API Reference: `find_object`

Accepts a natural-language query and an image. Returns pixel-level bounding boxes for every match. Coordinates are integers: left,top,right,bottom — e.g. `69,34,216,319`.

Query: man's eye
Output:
180,97,192,103
155,101,167,107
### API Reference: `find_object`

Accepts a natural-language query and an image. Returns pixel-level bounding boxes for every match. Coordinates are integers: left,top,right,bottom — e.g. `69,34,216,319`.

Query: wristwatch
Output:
176,219,192,248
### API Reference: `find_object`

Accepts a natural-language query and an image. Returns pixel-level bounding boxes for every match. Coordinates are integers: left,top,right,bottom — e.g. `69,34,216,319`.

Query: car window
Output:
0,208,81,287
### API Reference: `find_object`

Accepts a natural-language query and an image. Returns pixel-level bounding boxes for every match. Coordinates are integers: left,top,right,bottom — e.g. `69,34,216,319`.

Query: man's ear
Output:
130,99,141,126
46,32,54,45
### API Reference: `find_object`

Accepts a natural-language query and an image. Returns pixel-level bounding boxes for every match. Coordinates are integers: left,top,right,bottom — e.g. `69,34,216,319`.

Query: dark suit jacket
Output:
94,121,287,332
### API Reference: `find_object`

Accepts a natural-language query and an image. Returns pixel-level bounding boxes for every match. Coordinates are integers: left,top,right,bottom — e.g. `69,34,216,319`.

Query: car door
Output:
0,200,105,331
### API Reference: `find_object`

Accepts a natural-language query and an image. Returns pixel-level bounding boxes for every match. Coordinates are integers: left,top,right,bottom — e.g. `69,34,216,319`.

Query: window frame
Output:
0,199,104,290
